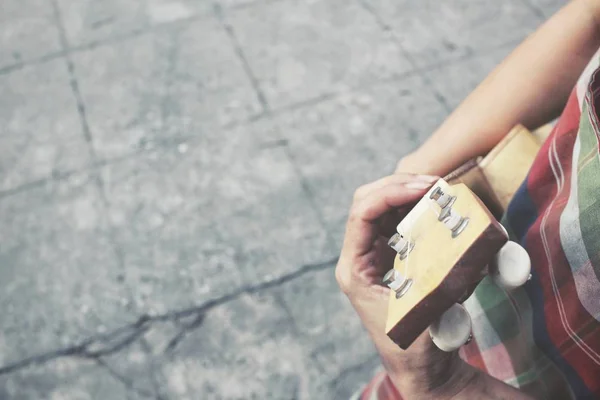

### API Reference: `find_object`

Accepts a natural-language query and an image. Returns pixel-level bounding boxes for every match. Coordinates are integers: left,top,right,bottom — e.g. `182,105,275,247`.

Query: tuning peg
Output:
429,303,472,352
441,208,469,238
383,269,413,298
388,233,414,260
491,241,531,290
430,187,455,208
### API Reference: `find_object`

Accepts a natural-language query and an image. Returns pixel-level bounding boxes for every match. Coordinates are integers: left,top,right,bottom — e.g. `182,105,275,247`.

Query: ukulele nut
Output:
382,269,413,298
388,233,414,260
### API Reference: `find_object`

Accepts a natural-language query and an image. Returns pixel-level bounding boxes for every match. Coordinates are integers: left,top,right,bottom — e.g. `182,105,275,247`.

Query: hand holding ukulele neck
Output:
383,179,531,352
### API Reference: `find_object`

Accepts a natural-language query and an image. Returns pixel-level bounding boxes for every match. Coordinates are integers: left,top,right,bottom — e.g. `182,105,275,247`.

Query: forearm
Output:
399,0,600,176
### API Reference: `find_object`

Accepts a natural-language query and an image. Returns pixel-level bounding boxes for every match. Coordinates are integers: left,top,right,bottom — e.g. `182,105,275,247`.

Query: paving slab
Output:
56,0,276,49
226,0,413,109
0,59,91,192
56,0,213,47
157,292,311,399
0,172,135,366
71,16,263,161
97,118,333,315
426,46,514,110
273,267,379,398
0,0,61,70
0,357,153,400
365,0,542,67
526,0,567,18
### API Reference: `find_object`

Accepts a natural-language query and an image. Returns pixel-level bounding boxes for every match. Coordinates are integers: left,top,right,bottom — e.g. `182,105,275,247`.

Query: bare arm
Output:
397,0,600,176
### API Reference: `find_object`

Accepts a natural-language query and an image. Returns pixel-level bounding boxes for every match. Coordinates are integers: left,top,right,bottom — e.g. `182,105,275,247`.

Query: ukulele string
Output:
402,226,412,281
427,197,441,218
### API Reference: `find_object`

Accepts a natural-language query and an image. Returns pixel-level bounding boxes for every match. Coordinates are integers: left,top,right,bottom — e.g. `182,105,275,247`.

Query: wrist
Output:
386,355,480,399
395,150,430,175
396,145,452,176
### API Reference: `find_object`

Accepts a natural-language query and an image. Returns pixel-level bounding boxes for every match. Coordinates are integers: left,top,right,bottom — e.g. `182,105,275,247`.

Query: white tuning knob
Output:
429,303,472,352
492,241,531,290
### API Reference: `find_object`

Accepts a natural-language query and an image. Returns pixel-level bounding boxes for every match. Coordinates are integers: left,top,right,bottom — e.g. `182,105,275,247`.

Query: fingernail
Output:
404,181,433,190
416,175,440,183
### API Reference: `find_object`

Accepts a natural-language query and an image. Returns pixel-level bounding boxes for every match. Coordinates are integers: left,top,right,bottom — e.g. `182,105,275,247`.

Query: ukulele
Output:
383,124,548,351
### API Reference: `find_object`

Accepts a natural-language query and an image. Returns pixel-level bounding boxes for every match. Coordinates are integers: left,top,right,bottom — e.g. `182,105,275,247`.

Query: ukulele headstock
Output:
384,179,508,349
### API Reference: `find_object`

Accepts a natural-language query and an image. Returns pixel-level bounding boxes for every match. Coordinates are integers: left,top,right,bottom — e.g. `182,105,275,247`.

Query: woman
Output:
336,0,600,398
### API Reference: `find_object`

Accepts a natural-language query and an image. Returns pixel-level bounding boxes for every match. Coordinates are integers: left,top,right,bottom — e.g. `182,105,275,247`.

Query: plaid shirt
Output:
356,53,600,399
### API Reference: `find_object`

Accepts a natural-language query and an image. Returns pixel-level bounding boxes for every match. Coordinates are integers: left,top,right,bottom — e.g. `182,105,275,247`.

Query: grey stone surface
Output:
366,0,543,67
273,268,380,398
0,0,61,69
525,0,567,18
97,119,333,314
227,0,413,109
56,0,271,49
158,292,306,399
56,0,213,47
0,0,563,398
0,357,153,400
71,16,263,160
426,46,514,110
0,172,134,366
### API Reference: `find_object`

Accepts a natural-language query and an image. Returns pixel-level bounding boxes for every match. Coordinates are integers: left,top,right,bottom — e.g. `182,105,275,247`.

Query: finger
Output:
353,174,439,239
370,236,399,279
344,181,433,257
354,181,432,222
353,174,438,202
377,206,415,239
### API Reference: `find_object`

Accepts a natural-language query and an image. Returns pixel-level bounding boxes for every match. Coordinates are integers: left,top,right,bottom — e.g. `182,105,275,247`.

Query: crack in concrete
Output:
137,339,169,400
94,357,157,399
0,31,518,203
0,257,338,376
213,2,342,254
272,291,301,337
49,0,99,163
0,141,185,200
214,3,269,111
213,0,341,262
354,0,453,114
0,0,293,78
163,314,206,354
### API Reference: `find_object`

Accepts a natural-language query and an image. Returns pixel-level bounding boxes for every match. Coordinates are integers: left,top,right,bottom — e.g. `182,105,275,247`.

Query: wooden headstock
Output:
383,124,544,350
384,179,508,350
